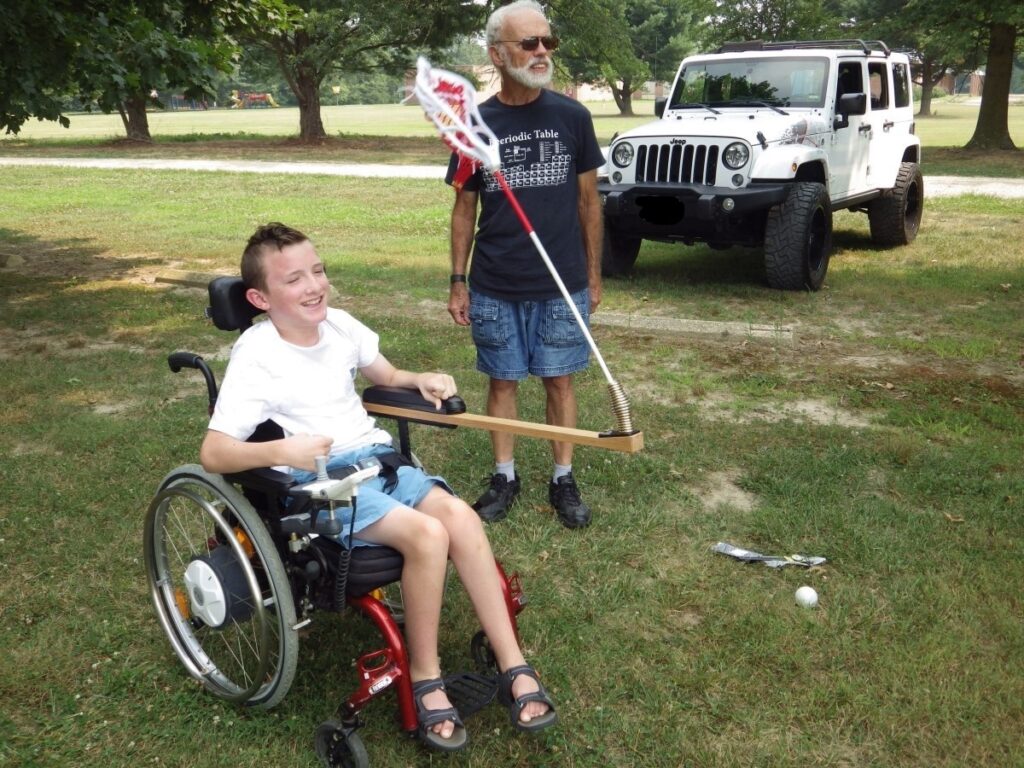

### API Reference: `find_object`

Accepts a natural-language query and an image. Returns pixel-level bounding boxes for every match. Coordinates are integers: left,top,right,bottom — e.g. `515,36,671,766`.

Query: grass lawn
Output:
1,166,1022,767
1,98,1022,177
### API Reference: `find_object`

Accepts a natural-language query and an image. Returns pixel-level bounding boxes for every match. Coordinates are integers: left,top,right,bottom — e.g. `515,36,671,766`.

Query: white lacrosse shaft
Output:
413,57,615,386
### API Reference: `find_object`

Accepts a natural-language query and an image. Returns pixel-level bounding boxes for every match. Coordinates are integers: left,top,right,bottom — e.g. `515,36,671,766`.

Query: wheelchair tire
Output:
144,464,299,708
314,720,369,768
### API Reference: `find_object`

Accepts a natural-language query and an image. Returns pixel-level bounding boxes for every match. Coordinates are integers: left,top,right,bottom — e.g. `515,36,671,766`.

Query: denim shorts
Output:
289,444,452,548
469,288,591,380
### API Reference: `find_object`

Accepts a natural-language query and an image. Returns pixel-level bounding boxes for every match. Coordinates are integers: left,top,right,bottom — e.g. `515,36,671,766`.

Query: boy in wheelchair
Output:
197,222,555,750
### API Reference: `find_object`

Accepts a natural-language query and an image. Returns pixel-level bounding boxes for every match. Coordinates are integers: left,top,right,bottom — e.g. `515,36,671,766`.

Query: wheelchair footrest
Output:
442,671,497,719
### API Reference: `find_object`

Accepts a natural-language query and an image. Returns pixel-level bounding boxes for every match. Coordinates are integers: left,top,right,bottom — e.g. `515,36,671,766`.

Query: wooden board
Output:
364,402,644,454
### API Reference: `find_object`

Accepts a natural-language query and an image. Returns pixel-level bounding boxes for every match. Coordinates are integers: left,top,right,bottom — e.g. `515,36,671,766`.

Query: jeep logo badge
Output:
670,138,688,146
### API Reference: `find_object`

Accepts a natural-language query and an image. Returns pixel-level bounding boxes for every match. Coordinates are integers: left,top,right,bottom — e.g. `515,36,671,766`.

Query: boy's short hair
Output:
241,222,310,291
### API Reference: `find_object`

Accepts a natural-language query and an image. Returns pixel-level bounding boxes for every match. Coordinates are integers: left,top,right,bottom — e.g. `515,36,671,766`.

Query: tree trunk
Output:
294,69,327,142
918,59,934,117
966,21,1017,151
118,93,152,142
612,77,635,116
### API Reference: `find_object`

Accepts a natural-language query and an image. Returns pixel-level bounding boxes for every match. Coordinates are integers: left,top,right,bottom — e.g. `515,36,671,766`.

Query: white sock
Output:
496,460,516,481
553,464,572,481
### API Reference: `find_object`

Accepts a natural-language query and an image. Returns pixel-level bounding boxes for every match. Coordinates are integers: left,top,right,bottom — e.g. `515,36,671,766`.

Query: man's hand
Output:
448,283,470,326
280,433,334,473
416,372,458,409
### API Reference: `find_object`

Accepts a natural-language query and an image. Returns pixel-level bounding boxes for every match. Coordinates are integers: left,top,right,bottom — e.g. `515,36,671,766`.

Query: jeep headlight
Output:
722,142,750,170
611,142,634,168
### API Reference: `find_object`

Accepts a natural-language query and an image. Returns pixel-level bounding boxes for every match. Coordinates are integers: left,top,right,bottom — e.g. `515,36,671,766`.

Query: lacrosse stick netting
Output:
413,57,636,436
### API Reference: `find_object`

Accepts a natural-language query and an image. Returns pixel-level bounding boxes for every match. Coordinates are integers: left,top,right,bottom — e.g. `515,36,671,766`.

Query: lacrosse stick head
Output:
414,57,501,172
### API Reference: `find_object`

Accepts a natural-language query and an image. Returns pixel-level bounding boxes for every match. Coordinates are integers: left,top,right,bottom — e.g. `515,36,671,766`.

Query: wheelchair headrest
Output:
207,276,263,332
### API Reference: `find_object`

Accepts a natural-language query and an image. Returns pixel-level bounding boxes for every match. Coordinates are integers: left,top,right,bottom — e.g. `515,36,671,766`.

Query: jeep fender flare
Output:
750,146,829,188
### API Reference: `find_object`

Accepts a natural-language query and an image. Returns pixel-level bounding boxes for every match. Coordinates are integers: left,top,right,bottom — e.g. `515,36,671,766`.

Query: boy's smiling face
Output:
245,239,330,346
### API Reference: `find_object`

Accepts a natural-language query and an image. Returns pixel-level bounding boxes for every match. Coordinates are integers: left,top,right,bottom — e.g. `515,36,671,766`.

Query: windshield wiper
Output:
668,102,721,115
720,100,789,115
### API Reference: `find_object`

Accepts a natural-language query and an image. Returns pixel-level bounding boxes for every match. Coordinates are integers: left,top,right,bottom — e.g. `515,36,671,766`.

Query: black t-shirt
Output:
445,89,604,302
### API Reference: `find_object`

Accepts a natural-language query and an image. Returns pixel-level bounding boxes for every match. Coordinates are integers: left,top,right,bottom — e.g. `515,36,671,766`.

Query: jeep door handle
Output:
882,120,894,131
859,124,872,135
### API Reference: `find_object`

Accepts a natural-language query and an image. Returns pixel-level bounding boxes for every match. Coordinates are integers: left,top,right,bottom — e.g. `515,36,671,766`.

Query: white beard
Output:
503,55,553,89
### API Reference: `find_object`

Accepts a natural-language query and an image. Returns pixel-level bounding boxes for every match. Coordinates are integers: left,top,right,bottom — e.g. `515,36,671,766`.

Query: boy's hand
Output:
417,372,457,410
282,433,333,472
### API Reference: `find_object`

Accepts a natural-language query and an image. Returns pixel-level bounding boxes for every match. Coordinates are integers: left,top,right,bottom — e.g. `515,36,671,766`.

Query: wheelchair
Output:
143,277,527,767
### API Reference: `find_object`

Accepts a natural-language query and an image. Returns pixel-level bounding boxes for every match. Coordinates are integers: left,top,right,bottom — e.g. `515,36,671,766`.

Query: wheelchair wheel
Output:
144,464,299,708
314,720,369,768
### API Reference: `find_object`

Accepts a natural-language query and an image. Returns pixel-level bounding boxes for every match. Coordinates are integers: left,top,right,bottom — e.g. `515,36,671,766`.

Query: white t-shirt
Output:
208,307,393,472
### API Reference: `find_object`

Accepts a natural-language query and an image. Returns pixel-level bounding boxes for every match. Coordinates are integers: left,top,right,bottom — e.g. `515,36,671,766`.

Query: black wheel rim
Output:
807,206,827,273
905,180,921,235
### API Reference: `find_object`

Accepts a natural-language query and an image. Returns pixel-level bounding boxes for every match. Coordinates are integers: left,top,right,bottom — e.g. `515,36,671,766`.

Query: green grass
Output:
1,167,1023,767
2,98,1022,177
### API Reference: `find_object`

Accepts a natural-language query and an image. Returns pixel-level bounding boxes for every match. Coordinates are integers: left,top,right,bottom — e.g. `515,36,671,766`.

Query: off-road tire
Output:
601,226,642,277
764,182,832,291
868,161,923,247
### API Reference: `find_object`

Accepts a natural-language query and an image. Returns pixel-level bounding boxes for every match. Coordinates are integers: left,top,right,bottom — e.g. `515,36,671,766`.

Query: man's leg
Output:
543,374,591,528
542,374,576,466
473,377,521,521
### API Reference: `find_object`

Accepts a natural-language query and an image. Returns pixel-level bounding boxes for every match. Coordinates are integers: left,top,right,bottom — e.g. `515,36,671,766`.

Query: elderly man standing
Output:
446,0,604,529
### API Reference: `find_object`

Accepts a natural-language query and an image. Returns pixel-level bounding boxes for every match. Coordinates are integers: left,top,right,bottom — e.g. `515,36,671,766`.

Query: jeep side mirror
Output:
655,97,667,118
839,92,867,116
833,92,867,129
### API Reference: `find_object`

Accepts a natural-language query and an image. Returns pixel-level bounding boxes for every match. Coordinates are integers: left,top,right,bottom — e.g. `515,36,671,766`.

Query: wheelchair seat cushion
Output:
310,538,404,596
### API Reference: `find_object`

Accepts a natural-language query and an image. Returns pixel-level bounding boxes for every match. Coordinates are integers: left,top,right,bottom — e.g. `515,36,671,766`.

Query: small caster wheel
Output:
314,720,369,768
470,629,498,673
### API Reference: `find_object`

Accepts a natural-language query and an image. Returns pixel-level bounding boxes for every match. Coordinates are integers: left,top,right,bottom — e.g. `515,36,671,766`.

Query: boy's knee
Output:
407,514,450,555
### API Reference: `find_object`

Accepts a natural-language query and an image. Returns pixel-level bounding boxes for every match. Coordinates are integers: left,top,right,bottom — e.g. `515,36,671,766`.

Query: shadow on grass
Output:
611,241,772,292
0,227,164,285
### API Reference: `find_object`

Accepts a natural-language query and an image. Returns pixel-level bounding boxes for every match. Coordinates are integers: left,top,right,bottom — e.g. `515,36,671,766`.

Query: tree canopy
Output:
2,0,237,140
236,0,492,141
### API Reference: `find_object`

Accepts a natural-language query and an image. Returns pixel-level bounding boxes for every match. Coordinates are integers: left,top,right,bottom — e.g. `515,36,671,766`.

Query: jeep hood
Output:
613,111,830,147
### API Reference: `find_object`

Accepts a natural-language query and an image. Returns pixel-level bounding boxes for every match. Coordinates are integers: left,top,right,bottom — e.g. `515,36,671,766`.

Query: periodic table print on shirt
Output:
483,131,572,192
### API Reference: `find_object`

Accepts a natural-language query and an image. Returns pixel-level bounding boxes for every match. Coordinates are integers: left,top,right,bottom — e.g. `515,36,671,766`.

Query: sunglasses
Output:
497,35,559,51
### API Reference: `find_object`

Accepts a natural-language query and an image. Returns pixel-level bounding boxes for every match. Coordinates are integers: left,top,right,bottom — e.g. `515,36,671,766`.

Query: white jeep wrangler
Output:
598,39,923,290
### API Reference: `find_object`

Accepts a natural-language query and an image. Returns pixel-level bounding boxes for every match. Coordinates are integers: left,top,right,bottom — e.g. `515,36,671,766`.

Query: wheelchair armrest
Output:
224,466,297,495
362,385,466,415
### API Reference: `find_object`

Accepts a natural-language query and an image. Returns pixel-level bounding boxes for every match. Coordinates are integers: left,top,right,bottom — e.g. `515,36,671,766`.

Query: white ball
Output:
795,585,818,608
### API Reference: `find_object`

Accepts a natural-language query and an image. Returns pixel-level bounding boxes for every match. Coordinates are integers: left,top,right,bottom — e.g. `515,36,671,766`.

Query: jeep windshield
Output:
670,56,828,110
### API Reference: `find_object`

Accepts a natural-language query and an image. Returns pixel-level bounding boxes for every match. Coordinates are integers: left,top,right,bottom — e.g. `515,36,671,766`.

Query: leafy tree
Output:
898,0,1022,149
1,1,104,134
554,0,702,115
85,1,237,141
701,0,841,45
846,0,983,117
237,0,492,142
2,0,237,140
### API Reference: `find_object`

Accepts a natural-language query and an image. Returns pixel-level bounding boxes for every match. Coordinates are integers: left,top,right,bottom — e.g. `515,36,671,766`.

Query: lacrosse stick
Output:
413,57,636,437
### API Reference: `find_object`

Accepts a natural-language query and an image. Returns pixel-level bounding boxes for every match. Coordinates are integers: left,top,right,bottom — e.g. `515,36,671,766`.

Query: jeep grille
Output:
635,143,719,185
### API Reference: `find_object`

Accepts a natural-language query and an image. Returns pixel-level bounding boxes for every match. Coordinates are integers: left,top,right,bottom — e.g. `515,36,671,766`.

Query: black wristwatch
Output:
449,273,467,285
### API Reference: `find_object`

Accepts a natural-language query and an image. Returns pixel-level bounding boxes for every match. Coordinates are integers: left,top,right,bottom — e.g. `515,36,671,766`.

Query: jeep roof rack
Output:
716,39,891,56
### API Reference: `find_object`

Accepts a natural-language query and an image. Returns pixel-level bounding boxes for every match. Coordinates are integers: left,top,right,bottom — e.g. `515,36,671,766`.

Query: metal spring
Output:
607,380,635,435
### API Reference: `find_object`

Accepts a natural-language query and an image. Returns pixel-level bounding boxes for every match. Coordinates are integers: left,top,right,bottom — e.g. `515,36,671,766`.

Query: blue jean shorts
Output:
469,288,591,380
289,444,452,548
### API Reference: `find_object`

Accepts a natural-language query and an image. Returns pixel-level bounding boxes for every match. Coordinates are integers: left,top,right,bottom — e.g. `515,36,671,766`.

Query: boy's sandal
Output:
497,664,559,733
411,678,468,752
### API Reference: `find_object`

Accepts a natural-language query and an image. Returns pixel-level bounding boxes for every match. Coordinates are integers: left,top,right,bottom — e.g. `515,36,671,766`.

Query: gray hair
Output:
485,0,547,47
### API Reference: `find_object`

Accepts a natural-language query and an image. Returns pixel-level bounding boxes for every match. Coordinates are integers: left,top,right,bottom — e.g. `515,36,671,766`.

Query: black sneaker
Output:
549,473,591,529
472,473,520,523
